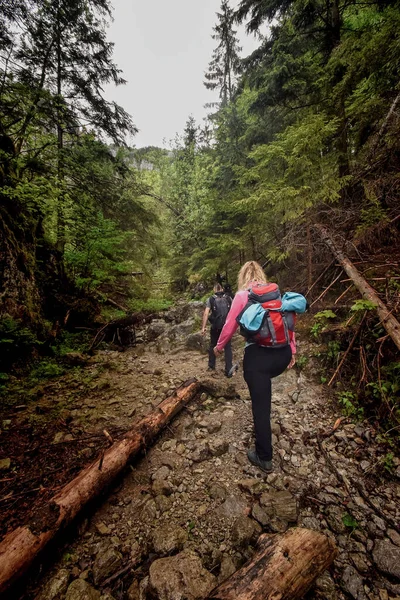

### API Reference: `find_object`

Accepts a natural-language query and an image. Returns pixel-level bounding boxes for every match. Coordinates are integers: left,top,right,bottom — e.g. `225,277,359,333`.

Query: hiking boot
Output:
207,366,216,372
247,449,273,474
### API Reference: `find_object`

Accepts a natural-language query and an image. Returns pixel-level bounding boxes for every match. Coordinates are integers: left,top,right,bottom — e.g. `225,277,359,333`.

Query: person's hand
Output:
201,327,206,336
288,356,296,369
213,346,221,356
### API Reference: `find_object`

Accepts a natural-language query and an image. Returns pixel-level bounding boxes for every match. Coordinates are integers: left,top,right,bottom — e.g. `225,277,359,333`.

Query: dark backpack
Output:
236,283,295,347
208,293,232,330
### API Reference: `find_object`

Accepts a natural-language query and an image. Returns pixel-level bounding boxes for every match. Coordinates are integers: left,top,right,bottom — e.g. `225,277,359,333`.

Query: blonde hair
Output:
213,283,224,293
237,261,267,290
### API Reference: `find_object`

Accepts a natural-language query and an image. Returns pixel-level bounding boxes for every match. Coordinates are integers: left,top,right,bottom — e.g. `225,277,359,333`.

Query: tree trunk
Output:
314,224,400,351
56,2,66,255
208,528,337,600
0,212,41,327
0,379,200,594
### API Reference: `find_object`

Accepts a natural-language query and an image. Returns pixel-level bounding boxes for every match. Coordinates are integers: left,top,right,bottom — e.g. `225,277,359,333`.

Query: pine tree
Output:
11,0,137,251
204,0,242,107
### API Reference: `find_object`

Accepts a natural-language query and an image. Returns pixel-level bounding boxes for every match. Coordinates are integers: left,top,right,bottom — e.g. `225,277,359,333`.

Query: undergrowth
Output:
309,299,399,450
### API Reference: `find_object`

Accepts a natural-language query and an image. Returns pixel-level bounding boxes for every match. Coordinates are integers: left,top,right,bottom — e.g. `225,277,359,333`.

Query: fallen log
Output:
0,379,200,595
314,224,400,351
89,312,155,351
208,528,337,600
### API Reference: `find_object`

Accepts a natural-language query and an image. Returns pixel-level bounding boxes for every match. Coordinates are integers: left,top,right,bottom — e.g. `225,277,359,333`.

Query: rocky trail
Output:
1,302,400,600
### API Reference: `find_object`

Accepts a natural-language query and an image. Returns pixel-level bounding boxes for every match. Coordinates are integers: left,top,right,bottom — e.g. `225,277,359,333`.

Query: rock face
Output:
65,579,101,600
165,302,204,324
372,539,400,579
156,319,196,353
149,550,217,600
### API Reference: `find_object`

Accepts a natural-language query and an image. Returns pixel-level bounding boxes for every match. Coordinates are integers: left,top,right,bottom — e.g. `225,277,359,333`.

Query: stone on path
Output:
36,569,70,600
372,539,400,579
92,546,123,585
218,554,237,584
65,579,101,600
341,565,368,600
251,503,269,527
214,495,249,519
231,515,262,547
260,490,298,523
95,522,111,536
0,458,11,470
149,550,217,600
152,523,188,555
313,571,339,600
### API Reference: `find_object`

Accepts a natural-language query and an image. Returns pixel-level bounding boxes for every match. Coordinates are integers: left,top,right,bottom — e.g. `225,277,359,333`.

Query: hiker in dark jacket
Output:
201,283,233,376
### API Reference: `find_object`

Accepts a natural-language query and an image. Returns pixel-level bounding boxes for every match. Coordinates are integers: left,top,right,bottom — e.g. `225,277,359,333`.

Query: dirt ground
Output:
1,312,400,600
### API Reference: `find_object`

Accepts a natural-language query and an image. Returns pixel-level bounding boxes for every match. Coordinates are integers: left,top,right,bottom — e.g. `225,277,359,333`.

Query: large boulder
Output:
165,302,205,324
148,550,217,600
146,319,168,341
155,318,196,353
185,331,208,353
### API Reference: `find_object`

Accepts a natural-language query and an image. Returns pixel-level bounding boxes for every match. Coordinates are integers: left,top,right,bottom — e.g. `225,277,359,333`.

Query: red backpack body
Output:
237,283,295,347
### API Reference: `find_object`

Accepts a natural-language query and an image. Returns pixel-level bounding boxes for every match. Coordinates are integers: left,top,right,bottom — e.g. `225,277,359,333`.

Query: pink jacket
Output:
216,289,296,354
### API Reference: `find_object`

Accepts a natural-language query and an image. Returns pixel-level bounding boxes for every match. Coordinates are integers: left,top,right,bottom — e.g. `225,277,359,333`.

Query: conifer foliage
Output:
204,0,242,107
0,0,152,337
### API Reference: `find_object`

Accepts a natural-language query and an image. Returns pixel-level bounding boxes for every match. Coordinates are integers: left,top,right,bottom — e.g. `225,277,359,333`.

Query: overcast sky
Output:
105,0,259,148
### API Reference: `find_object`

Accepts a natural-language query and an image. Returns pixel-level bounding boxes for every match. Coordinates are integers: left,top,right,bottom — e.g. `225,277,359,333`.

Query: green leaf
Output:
350,300,376,312
342,513,359,529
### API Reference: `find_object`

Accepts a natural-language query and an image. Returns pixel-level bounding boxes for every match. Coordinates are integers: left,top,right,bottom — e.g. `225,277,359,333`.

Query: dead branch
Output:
306,259,336,296
310,271,343,307
314,225,400,351
335,284,354,305
328,311,367,387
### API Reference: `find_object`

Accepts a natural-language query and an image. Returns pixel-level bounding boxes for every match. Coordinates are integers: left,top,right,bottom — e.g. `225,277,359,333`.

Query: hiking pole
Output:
227,362,239,378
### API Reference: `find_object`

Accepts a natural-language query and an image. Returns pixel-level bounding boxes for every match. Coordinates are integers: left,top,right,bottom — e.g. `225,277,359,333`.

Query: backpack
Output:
236,283,306,347
208,293,232,330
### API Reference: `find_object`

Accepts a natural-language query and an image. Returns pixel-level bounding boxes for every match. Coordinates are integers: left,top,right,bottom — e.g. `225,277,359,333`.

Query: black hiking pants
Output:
208,327,232,375
243,344,292,461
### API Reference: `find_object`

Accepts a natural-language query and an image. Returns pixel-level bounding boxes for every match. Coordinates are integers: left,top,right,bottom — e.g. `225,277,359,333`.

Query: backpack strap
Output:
225,294,232,309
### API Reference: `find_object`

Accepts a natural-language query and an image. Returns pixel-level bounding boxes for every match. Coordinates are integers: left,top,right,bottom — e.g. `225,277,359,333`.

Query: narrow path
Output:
22,328,400,600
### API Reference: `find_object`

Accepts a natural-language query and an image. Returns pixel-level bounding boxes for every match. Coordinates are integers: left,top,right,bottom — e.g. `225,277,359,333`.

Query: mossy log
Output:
208,528,337,600
0,379,200,594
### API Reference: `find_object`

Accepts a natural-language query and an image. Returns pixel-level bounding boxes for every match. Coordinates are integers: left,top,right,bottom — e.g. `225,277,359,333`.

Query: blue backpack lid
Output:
239,303,265,332
281,292,307,314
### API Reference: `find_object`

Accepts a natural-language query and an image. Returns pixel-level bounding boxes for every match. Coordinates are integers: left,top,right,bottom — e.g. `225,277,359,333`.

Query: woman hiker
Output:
214,261,296,474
